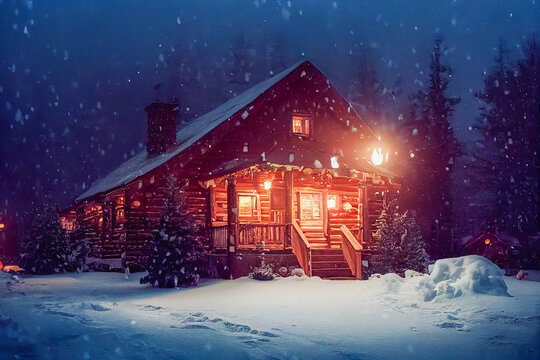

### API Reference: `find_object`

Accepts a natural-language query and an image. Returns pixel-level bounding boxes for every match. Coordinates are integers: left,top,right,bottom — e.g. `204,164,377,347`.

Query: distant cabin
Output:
61,61,399,279
462,231,521,270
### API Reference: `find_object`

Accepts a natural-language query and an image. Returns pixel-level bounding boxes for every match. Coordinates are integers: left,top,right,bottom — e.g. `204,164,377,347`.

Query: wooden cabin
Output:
61,61,399,279
462,230,521,271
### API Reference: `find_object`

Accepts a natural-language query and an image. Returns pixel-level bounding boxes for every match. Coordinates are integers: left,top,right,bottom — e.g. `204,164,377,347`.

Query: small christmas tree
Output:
140,177,204,288
371,202,429,275
20,197,72,274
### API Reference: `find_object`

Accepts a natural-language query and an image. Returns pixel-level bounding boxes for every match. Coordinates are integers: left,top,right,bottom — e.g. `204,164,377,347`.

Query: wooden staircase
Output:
300,223,329,248
311,248,355,280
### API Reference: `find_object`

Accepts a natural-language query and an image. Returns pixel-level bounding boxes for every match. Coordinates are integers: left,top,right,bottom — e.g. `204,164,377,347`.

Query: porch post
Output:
206,185,216,248
361,177,370,246
285,171,293,248
226,177,238,277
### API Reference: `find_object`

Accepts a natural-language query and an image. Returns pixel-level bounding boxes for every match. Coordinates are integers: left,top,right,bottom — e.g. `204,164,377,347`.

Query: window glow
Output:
238,194,259,217
327,194,338,209
264,180,272,190
330,156,339,169
292,114,312,136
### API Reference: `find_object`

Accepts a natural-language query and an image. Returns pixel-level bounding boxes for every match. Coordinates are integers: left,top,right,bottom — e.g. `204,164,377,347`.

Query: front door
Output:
299,192,324,228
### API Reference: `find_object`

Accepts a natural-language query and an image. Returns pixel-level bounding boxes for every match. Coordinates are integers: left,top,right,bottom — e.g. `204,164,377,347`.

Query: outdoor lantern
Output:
264,180,272,190
372,148,384,166
484,238,491,245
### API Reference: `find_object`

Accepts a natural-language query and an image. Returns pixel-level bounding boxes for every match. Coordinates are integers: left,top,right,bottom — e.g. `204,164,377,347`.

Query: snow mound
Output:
423,255,509,301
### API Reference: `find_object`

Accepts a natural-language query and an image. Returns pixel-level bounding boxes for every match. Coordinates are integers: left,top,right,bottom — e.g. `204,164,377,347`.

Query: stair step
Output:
312,254,345,261
305,232,326,237
324,276,356,280
312,268,353,278
312,248,343,254
312,261,349,269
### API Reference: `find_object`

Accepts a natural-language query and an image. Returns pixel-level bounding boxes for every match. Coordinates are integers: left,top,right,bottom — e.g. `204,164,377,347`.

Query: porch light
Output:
264,180,272,190
132,200,141,207
484,238,491,245
330,156,339,169
372,148,384,166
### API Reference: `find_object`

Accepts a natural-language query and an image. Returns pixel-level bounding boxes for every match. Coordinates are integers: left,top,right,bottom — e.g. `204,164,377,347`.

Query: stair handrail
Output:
291,220,312,277
340,225,363,280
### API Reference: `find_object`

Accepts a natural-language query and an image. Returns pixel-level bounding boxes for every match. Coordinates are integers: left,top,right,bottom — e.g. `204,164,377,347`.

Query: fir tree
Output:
371,202,429,275
400,35,461,258
20,197,72,274
140,177,204,288
473,36,540,236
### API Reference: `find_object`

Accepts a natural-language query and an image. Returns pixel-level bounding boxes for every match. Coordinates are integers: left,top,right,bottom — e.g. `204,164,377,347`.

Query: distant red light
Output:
484,238,490,245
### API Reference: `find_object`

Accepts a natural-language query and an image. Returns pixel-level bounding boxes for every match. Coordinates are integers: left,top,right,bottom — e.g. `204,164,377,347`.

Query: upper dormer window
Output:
291,114,312,137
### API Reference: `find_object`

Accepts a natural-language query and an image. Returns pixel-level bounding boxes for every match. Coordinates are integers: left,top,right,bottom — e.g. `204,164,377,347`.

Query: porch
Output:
203,165,395,279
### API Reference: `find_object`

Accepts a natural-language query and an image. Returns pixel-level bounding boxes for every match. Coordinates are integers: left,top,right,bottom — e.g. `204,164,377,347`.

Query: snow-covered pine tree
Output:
399,34,461,258
20,197,72,274
140,177,204,288
371,202,429,275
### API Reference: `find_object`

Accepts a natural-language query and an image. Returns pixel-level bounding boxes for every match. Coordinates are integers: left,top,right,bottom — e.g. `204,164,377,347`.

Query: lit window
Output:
60,217,75,232
238,194,260,218
292,114,312,137
114,196,125,222
327,194,338,209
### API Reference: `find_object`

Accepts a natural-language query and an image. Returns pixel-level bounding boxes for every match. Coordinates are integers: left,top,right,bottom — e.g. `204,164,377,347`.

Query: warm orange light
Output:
327,198,336,209
372,148,383,166
132,200,141,207
0,223,4,230
263,181,272,190
484,238,491,245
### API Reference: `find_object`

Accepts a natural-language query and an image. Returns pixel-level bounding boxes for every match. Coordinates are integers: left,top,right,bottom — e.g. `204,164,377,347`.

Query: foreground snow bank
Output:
422,255,509,301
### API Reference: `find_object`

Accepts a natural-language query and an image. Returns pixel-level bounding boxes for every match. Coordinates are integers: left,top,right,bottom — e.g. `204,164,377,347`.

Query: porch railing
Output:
340,225,363,280
291,220,312,276
212,225,229,249
238,223,287,249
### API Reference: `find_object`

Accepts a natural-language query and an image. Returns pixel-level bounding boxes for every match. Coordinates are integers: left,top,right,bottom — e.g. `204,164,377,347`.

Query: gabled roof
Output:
76,61,306,201
76,60,396,202
463,232,521,248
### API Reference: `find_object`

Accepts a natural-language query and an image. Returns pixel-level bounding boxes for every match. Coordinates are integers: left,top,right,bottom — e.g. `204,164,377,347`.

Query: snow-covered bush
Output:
421,255,509,301
140,178,204,288
19,198,73,274
371,202,429,275
249,253,274,281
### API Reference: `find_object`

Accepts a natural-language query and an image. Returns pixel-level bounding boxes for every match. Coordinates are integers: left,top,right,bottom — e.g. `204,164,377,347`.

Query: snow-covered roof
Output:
463,232,521,248
76,61,307,201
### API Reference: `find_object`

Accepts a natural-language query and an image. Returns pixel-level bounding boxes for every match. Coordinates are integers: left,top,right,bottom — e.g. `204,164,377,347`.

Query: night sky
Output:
1,0,539,217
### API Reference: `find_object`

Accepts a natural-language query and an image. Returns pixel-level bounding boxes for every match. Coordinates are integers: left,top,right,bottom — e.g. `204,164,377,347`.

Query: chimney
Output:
144,102,178,157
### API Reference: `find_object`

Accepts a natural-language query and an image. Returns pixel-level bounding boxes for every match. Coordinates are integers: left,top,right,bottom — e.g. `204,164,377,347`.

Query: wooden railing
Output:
340,225,363,280
291,220,312,276
238,224,287,249
211,225,229,249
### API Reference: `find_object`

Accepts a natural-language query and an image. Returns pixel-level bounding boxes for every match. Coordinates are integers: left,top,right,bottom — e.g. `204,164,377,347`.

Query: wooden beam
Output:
285,171,293,224
226,177,238,277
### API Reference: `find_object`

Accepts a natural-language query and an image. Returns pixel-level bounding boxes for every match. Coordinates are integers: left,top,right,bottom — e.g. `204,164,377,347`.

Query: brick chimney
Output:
144,102,178,157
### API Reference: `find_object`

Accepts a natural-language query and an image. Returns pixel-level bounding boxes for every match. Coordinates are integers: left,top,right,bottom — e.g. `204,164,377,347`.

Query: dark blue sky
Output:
1,0,539,214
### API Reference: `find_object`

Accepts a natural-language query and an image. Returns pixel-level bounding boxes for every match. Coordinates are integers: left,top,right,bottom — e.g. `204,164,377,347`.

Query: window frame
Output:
237,193,261,221
291,113,313,138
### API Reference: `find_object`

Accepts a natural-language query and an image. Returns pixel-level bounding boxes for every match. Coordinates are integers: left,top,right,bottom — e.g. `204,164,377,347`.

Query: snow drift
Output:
422,255,509,301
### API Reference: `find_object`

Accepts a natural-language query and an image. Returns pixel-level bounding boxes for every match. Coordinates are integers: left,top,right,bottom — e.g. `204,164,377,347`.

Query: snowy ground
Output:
1,266,539,359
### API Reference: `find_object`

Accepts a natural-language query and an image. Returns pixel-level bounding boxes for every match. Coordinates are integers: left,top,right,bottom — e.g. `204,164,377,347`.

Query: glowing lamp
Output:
132,200,141,207
264,180,272,190
372,148,383,166
484,238,491,245
0,223,4,230
330,156,339,169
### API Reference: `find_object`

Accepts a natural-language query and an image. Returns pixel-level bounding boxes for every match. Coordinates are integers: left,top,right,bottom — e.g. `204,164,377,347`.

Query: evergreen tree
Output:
371,202,429,275
140,177,204,288
474,36,540,236
400,35,461,258
20,197,72,274
224,35,262,98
